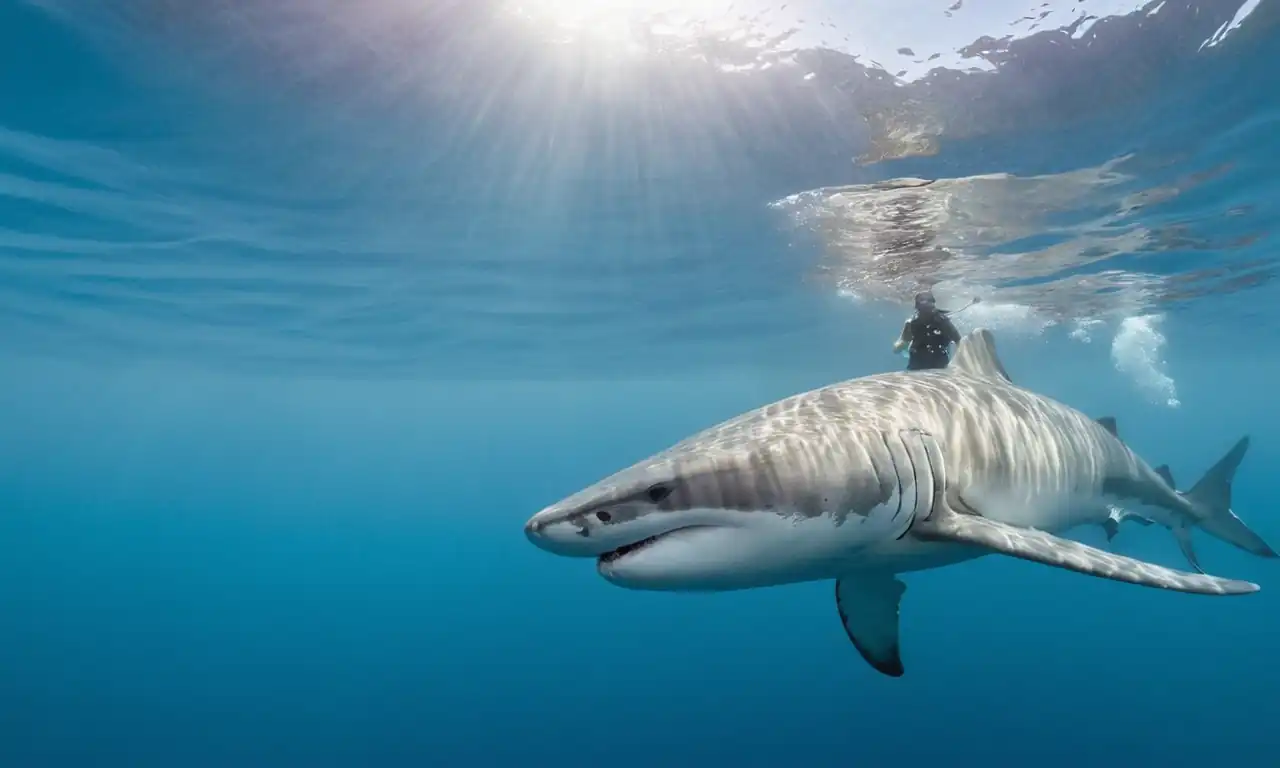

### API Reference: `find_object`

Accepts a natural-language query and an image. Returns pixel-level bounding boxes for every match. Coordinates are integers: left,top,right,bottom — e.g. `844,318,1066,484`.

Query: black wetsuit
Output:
902,311,961,371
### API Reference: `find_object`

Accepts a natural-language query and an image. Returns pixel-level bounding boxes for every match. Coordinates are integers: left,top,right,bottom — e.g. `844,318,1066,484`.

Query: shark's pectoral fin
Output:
894,428,1260,597
918,510,1255,595
835,574,906,678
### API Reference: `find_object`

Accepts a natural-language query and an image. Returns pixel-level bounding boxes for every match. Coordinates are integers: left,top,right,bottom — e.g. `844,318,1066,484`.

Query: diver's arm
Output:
941,315,961,344
892,322,912,353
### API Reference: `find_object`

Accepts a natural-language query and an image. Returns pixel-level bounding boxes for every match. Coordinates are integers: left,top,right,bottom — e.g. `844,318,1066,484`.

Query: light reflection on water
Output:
0,0,1274,393
771,147,1275,406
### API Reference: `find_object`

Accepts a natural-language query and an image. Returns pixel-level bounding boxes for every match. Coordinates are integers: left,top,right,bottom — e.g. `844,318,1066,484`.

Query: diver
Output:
891,290,969,371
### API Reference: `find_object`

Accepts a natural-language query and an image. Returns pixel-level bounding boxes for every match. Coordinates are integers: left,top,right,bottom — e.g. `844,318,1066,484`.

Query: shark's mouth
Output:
597,527,706,565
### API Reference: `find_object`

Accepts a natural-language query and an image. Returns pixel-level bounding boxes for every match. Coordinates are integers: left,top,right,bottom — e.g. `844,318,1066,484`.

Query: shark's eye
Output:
595,510,612,522
646,484,673,504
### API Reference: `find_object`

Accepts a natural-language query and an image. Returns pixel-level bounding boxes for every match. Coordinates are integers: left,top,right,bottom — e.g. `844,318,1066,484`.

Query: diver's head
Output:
914,291,937,316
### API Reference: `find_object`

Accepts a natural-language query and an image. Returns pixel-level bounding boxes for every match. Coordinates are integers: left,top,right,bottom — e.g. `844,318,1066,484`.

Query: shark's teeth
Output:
599,535,661,564
598,527,710,565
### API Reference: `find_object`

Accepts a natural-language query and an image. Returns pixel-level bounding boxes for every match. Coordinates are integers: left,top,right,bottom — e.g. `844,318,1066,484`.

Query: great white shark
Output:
523,329,1275,676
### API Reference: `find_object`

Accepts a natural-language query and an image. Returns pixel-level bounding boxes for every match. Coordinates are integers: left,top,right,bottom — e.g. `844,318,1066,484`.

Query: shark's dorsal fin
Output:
1154,464,1176,489
949,328,1012,383
1096,416,1118,437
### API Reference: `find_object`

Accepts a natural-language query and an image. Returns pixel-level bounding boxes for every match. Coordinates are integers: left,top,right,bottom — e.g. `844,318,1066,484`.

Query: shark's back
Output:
680,367,1125,462
647,331,1151,515
825,368,1141,500
567,330,1154,530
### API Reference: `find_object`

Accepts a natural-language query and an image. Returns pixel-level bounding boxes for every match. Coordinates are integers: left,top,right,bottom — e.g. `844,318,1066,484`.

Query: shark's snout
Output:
524,505,604,558
526,492,726,564
523,516,539,538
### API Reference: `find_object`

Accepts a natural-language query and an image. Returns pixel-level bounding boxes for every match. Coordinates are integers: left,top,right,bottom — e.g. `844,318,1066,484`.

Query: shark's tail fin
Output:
1187,437,1277,559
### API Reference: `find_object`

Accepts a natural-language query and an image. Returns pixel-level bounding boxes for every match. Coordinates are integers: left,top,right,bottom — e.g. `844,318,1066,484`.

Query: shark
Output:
523,329,1275,676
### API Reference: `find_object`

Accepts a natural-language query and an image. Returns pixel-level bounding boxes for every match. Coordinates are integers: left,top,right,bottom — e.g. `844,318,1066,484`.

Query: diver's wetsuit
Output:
902,311,961,371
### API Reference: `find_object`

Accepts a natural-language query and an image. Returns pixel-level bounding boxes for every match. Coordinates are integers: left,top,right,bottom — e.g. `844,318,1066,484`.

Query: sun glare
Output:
501,0,767,60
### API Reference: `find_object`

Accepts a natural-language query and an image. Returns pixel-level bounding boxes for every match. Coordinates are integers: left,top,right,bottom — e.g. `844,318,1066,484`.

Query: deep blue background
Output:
2,339,1276,766
1,1,1278,765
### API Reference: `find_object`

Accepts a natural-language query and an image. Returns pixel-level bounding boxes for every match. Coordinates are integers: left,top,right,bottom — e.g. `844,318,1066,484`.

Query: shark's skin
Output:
524,329,1274,676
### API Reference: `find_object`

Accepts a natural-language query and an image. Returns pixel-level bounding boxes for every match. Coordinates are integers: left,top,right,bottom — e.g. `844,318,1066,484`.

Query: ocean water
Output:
1,0,1278,765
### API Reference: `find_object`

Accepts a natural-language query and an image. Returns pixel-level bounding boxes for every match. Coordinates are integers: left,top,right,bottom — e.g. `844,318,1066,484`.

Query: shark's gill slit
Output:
880,431,908,535
897,431,923,540
919,435,940,523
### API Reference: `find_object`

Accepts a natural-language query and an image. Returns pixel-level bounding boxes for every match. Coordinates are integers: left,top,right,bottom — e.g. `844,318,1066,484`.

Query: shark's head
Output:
524,436,918,591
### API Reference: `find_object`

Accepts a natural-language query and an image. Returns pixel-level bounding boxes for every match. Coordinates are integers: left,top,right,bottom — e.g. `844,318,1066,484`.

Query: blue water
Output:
2,0,1279,765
